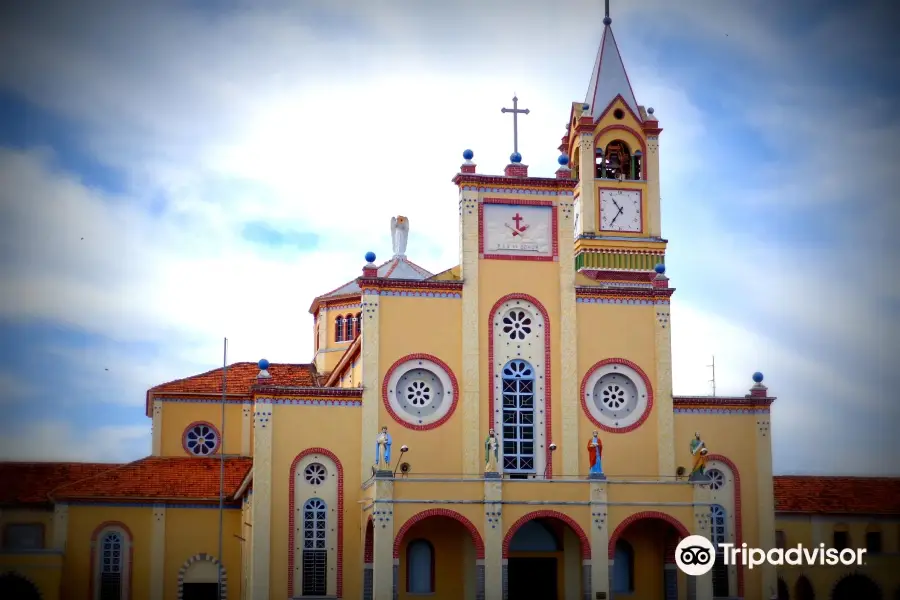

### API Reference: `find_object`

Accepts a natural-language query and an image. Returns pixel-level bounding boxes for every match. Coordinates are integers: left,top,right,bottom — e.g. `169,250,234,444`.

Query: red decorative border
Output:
382,353,460,431
393,509,485,559
580,358,654,434
182,421,222,456
452,173,578,191
478,198,559,262
596,186,645,235
88,521,135,600
487,293,553,478
707,453,744,597
607,511,689,559
288,448,344,598
502,510,591,559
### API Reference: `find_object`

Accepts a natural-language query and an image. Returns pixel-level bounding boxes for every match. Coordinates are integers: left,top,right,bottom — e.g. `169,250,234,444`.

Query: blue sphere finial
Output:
654,263,666,275
558,154,570,166
463,149,474,160
365,251,376,264
603,16,612,25
258,358,270,371
582,103,590,111
752,371,764,384
510,152,522,164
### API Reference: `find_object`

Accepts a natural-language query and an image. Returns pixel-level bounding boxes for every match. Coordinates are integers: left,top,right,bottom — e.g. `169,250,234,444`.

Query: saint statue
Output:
689,432,709,480
375,426,392,470
390,216,409,257
484,428,499,473
587,430,604,477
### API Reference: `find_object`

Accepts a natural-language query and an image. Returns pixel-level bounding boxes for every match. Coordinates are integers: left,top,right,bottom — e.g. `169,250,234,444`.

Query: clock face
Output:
599,189,642,233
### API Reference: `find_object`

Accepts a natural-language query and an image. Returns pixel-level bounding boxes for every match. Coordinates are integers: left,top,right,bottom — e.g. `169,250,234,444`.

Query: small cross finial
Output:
500,95,530,156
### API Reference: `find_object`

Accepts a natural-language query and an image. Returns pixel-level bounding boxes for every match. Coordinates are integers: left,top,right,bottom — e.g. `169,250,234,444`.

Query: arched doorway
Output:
178,554,225,600
503,511,590,600
606,512,689,600
832,574,882,600
795,575,815,600
0,572,42,600
394,509,485,600
778,577,790,599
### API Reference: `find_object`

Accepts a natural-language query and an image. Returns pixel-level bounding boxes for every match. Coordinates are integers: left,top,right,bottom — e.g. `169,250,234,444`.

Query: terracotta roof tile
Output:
150,362,318,396
0,462,121,506
49,456,252,501
774,476,900,515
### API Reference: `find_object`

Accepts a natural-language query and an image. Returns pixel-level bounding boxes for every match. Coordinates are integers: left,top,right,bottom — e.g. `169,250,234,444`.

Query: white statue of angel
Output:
390,215,409,257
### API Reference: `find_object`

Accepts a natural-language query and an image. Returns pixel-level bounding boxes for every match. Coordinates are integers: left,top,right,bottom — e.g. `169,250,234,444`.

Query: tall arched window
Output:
406,539,434,593
93,525,131,600
501,359,535,475
710,504,729,597
611,539,634,593
302,498,328,596
343,314,353,341
334,316,344,342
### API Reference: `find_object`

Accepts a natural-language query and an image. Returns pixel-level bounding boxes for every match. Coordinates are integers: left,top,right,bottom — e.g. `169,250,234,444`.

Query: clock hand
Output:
612,199,622,211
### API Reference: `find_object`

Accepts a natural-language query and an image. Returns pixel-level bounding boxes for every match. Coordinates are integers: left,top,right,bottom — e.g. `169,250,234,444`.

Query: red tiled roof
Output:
774,476,900,515
49,456,253,501
0,462,121,506
149,362,318,396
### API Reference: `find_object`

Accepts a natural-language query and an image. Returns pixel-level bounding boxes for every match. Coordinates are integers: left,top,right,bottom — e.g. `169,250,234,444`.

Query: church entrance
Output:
0,573,42,600
832,574,882,600
181,582,219,600
178,556,223,600
507,557,557,599
607,513,689,600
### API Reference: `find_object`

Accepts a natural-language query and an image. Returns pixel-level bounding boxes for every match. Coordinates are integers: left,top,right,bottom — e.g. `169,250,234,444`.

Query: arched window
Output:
611,539,634,593
710,504,729,597
302,498,328,596
355,312,362,338
406,539,434,593
343,314,353,341
596,140,632,180
501,359,535,475
334,316,344,342
93,526,131,600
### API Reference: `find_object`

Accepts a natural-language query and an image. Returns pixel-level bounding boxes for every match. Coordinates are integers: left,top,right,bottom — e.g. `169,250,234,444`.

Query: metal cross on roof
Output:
500,95,530,155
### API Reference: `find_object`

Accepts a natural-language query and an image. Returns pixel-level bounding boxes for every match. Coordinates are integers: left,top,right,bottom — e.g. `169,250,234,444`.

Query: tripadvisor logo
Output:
675,535,867,576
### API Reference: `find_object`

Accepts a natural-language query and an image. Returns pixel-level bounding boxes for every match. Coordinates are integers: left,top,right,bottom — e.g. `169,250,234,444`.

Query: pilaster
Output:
460,188,481,474
150,504,166,600
249,403,273,600
557,196,579,477
577,133,596,235
484,479,503,600
372,479,395,600
646,135,661,237
360,291,381,480
52,503,68,551
755,411,778,596
692,484,714,600
655,299,675,477
590,482,608,599
241,403,252,456
314,307,327,373
151,400,162,456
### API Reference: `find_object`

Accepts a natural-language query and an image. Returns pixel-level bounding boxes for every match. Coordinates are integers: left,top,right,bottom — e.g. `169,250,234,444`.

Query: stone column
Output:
483,479,502,600
241,403,252,456
645,134,662,237
692,484,714,600
590,481,608,599
372,478,395,600
558,194,579,478
249,402,273,600
52,503,68,552
151,400,162,456
753,387,778,597
360,291,381,481
149,504,166,600
577,132,596,235
459,187,481,475
654,277,675,477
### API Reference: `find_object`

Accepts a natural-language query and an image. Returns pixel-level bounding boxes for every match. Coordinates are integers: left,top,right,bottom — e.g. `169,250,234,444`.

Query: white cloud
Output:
0,421,149,463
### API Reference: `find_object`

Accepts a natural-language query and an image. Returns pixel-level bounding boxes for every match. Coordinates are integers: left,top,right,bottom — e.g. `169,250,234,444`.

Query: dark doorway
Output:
833,574,882,600
0,573,41,600
182,582,220,600
507,557,557,600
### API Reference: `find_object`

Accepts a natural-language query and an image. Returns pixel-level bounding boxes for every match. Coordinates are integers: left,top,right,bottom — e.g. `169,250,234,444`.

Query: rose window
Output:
304,462,327,486
405,380,433,407
707,468,725,490
583,362,650,431
502,310,532,341
386,357,456,428
600,382,627,410
184,423,219,456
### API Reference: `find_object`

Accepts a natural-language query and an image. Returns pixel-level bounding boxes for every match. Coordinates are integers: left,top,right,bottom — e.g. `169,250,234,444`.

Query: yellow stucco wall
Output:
159,402,244,458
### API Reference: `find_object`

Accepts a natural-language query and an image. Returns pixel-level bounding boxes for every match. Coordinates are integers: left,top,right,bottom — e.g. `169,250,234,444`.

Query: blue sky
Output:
0,0,897,475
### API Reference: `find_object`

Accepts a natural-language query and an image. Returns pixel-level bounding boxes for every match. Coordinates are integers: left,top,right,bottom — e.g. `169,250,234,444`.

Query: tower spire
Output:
584,0,639,119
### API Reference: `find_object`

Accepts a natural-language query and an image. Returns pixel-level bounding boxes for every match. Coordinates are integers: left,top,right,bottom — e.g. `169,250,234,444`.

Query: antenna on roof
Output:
708,355,717,397
605,0,610,18
217,337,227,598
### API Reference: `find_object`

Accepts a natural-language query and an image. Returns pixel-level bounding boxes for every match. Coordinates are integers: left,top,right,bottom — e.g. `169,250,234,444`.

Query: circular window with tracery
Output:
707,468,725,490
384,355,458,430
502,309,533,340
304,462,327,485
581,360,652,432
183,422,220,456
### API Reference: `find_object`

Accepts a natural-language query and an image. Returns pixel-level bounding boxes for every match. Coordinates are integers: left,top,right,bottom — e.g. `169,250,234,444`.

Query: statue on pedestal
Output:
375,426,392,472
689,432,710,482
484,428,499,476
587,430,605,479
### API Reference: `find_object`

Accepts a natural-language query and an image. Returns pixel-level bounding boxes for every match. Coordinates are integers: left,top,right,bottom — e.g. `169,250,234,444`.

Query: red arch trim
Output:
288,448,344,598
503,510,591,559
382,353,460,431
706,453,744,597
393,509,485,559
594,124,650,180
488,293,553,477
363,516,374,564
607,511,689,559
580,358,654,434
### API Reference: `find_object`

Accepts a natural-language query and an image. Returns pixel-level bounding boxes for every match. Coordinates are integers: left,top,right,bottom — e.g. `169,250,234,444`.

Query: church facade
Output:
2,10,899,600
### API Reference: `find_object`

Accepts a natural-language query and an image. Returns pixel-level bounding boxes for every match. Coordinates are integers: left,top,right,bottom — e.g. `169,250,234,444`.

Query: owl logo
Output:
391,216,409,257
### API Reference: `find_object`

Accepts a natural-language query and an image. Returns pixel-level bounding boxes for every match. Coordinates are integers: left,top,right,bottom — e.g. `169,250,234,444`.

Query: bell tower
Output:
561,1,665,273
